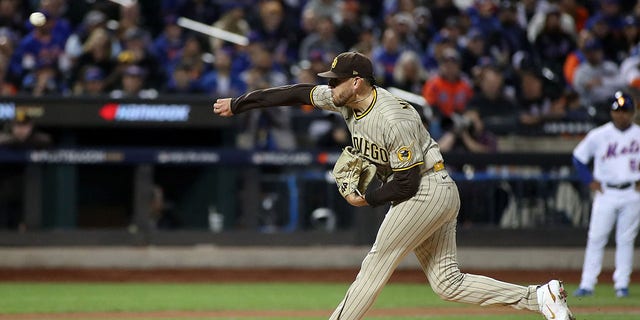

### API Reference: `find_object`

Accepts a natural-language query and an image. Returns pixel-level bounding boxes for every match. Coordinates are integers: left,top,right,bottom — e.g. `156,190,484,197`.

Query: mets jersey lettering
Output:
603,141,640,160
573,122,640,182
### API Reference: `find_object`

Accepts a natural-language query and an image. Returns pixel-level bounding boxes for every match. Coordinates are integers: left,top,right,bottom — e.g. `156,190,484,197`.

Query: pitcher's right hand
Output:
213,98,233,117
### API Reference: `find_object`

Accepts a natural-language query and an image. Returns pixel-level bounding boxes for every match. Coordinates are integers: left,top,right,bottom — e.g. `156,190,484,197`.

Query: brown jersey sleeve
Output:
230,84,315,114
365,166,421,207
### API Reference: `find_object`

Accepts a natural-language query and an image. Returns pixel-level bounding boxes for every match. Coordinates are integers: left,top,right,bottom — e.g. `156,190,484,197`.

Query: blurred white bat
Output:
107,0,136,7
177,17,249,46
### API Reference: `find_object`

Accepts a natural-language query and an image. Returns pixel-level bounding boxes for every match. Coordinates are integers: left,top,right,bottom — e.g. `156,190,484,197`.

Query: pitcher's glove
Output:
332,146,377,199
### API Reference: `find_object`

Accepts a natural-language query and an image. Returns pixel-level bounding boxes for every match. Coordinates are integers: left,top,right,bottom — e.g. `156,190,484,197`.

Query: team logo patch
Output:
397,147,412,162
331,57,338,69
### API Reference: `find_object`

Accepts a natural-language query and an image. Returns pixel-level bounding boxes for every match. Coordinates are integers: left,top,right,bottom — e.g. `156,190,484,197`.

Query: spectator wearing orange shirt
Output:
421,48,474,120
563,29,593,87
559,0,589,32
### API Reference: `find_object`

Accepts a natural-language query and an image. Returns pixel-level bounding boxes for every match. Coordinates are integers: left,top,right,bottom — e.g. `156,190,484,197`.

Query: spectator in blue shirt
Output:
163,62,203,94
198,48,246,98
164,33,208,85
586,13,626,63
587,0,625,32
371,28,402,86
619,15,640,60
153,15,186,69
72,65,107,96
20,60,65,96
248,0,299,71
24,9,72,42
423,31,458,73
8,12,67,91
487,1,531,69
460,28,490,77
466,0,501,36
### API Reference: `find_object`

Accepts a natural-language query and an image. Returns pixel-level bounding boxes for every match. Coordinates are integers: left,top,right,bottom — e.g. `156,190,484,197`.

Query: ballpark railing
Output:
0,147,594,246
0,96,598,246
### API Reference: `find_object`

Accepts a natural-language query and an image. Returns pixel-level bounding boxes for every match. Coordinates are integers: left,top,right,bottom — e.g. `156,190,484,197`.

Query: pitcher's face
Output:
329,77,356,107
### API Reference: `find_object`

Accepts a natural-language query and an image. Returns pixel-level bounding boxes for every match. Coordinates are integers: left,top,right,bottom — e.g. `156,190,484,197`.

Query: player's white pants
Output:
579,188,640,290
329,172,539,320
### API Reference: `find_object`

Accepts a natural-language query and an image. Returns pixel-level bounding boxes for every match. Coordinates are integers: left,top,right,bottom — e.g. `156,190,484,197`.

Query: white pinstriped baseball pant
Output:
329,171,540,319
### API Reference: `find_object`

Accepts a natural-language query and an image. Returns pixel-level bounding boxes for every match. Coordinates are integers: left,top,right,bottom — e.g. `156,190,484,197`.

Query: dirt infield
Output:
1,268,635,319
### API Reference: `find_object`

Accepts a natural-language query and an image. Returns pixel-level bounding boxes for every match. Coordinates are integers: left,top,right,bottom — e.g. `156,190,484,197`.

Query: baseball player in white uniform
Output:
213,51,574,319
572,91,640,298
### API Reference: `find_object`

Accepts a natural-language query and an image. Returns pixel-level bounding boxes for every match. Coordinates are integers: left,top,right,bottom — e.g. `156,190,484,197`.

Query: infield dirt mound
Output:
2,306,640,319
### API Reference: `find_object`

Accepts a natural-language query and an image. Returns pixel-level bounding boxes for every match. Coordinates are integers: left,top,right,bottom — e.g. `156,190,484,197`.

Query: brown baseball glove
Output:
332,146,377,199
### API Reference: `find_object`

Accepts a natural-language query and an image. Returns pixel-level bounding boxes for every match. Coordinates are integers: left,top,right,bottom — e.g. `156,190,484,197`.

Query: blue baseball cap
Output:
123,65,146,77
583,38,602,51
433,31,453,44
84,67,104,81
611,91,635,111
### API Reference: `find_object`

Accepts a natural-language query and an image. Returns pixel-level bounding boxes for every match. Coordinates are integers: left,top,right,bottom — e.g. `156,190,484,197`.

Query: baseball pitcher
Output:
213,51,574,320
572,91,640,298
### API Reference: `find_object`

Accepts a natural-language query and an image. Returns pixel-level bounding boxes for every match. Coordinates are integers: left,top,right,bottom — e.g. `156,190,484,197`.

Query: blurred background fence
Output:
0,96,605,248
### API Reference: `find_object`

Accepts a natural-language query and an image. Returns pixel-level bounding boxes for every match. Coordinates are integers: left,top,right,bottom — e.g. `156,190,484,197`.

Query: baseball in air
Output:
29,12,46,27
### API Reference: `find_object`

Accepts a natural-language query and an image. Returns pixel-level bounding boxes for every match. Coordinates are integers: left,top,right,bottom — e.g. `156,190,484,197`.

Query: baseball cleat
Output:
573,287,593,297
538,280,575,320
615,288,629,298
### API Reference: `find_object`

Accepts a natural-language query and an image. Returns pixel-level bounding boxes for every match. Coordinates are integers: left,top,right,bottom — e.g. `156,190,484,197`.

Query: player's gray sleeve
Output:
230,84,315,114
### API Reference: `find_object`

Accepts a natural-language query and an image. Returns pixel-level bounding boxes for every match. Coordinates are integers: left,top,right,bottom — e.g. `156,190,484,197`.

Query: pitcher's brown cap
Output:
318,52,374,79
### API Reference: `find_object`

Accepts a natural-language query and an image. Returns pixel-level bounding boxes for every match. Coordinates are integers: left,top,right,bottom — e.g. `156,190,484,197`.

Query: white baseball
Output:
29,12,46,27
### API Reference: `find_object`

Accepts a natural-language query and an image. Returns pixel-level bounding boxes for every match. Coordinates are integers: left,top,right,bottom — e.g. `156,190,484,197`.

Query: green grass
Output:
0,283,345,313
0,282,638,319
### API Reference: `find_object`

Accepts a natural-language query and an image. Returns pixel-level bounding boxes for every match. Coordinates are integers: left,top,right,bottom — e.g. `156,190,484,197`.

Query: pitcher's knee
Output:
429,269,466,301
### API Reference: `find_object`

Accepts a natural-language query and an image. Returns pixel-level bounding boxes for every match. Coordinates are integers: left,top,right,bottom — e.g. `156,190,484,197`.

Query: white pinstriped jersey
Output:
573,122,640,185
310,85,443,181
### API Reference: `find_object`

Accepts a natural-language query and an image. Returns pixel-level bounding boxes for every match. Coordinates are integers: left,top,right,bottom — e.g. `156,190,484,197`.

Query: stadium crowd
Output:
1,0,639,142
